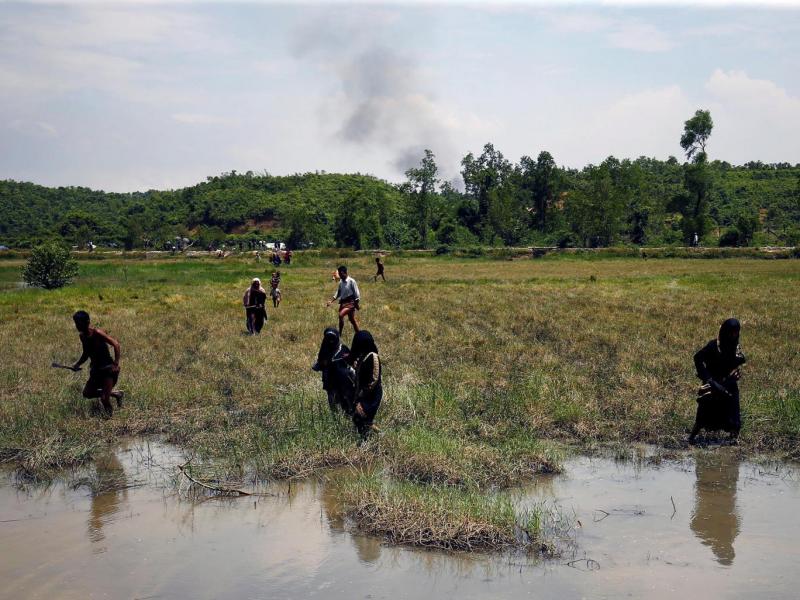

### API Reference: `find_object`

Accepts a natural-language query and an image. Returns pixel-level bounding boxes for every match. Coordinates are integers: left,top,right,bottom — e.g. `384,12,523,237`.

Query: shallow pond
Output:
2,441,798,599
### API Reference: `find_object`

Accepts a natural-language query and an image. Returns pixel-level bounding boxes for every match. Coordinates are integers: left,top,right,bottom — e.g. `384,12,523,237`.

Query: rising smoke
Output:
290,11,457,177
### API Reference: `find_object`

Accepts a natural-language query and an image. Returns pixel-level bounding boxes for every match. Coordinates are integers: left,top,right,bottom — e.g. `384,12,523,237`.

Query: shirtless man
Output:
70,311,123,416
326,265,361,334
373,256,386,282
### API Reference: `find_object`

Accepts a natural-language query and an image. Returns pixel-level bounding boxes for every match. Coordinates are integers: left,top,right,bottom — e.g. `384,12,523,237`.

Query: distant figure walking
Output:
243,278,268,334
327,265,361,334
689,318,746,444
285,249,293,265
348,330,382,441
373,256,386,282
270,270,282,308
70,311,123,417
272,251,282,267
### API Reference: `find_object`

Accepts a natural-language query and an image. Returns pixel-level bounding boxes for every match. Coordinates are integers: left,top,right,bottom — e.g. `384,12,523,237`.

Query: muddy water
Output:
2,442,798,599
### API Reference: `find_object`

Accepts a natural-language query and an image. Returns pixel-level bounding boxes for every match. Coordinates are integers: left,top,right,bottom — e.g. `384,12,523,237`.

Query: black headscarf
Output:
718,318,740,356
317,327,341,364
350,330,378,360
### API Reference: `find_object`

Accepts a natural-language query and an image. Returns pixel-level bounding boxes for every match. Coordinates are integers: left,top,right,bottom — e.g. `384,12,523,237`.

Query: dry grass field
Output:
1,253,798,549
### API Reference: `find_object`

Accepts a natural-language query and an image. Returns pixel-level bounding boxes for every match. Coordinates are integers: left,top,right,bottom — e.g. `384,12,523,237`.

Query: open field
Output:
1,254,799,548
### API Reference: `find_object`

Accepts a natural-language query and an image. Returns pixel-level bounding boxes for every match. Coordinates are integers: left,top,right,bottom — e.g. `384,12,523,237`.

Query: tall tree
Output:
460,143,512,240
529,151,557,231
680,110,714,160
680,109,715,242
404,149,439,248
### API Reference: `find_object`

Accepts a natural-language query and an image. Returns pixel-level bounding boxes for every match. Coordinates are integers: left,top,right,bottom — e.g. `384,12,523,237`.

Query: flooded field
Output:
2,441,798,599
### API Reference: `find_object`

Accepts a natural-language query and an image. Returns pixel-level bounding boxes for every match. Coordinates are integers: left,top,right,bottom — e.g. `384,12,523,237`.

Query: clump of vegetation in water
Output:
334,473,557,553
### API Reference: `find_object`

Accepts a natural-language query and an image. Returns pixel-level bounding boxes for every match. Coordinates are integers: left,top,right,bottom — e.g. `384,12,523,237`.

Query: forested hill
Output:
2,155,799,250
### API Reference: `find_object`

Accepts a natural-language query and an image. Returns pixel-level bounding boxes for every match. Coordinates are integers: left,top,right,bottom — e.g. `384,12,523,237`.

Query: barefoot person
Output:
71,311,123,417
270,270,282,308
348,330,382,441
373,256,386,282
243,278,268,334
689,318,746,444
326,265,360,334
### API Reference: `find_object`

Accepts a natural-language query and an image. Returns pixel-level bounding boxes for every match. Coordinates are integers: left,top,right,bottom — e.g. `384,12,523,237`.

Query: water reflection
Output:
319,478,383,565
88,452,128,550
690,451,741,566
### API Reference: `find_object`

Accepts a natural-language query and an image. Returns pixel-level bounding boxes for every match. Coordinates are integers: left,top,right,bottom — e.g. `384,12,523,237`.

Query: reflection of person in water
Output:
319,479,381,564
690,452,741,566
88,452,128,547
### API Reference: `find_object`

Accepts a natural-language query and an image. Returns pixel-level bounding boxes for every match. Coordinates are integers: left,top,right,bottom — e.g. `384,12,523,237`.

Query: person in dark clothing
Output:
348,330,382,441
373,256,385,282
312,328,354,414
243,278,268,334
71,311,123,417
689,318,746,443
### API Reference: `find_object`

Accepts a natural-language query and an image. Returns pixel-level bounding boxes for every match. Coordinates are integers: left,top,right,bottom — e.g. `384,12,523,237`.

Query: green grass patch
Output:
333,473,554,553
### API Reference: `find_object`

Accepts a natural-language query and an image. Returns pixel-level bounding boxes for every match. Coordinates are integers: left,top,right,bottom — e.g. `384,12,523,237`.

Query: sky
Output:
1,1,799,192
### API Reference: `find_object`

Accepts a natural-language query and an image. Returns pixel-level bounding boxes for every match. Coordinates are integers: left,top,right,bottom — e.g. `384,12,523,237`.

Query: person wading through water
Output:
326,265,360,334
348,330,382,442
243,277,268,334
689,318,747,444
70,311,123,417
373,256,386,282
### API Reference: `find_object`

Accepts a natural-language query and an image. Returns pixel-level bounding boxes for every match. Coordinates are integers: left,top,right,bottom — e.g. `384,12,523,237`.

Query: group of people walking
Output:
63,252,742,446
238,261,380,439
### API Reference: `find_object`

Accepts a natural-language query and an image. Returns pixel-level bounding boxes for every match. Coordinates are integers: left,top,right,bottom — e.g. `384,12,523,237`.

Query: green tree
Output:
59,211,100,247
404,149,439,248
282,191,332,248
461,143,512,240
680,110,714,160
22,242,79,289
565,158,626,247
519,151,558,232
680,109,715,242
334,190,383,249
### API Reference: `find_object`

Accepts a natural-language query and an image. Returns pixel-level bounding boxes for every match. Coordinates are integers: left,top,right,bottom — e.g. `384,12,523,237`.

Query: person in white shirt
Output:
326,265,361,334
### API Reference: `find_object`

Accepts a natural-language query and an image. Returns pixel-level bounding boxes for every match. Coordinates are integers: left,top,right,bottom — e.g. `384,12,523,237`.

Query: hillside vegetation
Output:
2,156,799,250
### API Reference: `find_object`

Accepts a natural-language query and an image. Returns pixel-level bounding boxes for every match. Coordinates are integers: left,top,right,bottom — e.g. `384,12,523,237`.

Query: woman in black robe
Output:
348,330,382,441
243,278,268,334
689,318,746,443
312,327,354,414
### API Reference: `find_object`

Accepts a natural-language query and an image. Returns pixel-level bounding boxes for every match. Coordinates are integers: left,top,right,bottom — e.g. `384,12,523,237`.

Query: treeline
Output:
2,120,799,250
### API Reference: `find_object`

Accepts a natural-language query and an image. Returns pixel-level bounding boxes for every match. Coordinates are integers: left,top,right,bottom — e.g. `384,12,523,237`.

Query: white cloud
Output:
704,69,800,163
547,84,692,166
606,19,675,52
548,11,675,52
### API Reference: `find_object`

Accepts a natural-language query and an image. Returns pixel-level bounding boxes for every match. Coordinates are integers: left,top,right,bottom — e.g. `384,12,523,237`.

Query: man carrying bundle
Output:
326,265,361,334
